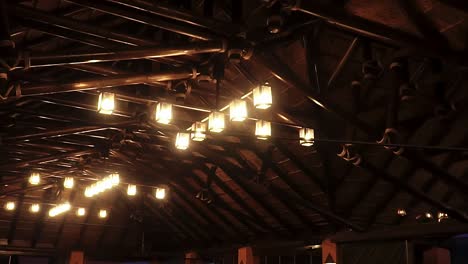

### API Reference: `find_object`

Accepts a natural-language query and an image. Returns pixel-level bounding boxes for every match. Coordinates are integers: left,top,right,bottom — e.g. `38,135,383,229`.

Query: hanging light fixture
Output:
208,111,225,133
4,202,15,211
255,120,271,140
49,202,71,217
30,204,40,213
155,102,173,124
175,132,190,150
324,254,336,264
299,127,315,146
63,177,74,189
29,172,40,185
99,209,108,219
97,92,115,115
191,122,206,141
397,208,407,217
438,212,448,222
84,173,119,198
127,184,137,196
253,82,272,109
155,187,166,200
76,208,86,217
230,99,247,121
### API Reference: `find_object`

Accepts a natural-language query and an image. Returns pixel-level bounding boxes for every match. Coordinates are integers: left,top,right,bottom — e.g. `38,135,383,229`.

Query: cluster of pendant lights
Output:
6,172,168,218
97,82,316,150
397,208,449,223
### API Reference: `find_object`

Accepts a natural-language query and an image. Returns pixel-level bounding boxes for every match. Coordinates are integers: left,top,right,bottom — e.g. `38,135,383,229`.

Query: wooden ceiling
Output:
0,0,467,257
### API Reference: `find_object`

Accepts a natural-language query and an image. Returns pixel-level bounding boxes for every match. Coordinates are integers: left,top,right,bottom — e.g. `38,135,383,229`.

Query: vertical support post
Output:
322,239,337,264
423,248,450,264
186,251,199,264
238,247,259,264
69,251,84,264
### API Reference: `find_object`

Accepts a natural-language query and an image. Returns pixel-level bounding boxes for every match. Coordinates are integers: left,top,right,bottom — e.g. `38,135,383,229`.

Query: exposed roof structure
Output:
0,0,467,258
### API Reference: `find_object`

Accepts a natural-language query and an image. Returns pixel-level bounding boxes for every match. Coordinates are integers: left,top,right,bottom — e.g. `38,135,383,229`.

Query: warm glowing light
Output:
155,187,166,200
155,102,172,124
97,92,115,115
208,111,225,133
64,177,74,189
29,172,41,185
191,122,206,141
425,212,433,219
77,207,86,216
299,127,315,146
84,173,120,198
30,204,40,213
438,212,448,222
255,120,271,140
5,202,15,211
230,99,247,121
99,209,108,218
49,202,71,217
253,82,272,109
127,184,137,196
175,132,190,150
397,208,407,216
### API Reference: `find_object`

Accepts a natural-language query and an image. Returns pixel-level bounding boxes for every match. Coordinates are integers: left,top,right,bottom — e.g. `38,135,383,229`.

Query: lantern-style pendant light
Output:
155,187,166,200
175,132,190,150
63,177,74,189
191,122,206,141
255,120,271,140
29,172,40,185
77,208,86,216
253,82,272,109
209,111,225,133
155,102,173,124
127,184,137,196
99,209,108,218
97,92,115,115
299,127,315,146
230,99,247,121
30,204,40,213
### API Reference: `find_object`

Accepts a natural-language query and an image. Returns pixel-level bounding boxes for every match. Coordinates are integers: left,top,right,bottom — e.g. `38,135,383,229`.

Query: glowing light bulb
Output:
253,82,272,109
77,208,86,216
155,102,172,124
30,204,40,213
397,208,407,216
208,111,225,133
175,132,190,150
99,209,108,218
230,99,247,122
191,122,206,141
5,202,15,211
299,127,315,146
155,188,166,200
127,184,137,196
29,172,40,185
255,120,271,140
64,177,74,189
97,92,115,115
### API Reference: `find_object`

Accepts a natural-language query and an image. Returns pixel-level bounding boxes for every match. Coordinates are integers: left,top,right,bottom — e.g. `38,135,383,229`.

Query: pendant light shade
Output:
253,82,272,109
155,102,173,124
30,204,40,213
299,127,315,146
155,187,166,200
97,92,115,115
64,177,74,189
230,99,248,121
209,111,225,133
77,207,86,216
127,184,137,196
191,122,206,141
99,209,108,218
29,172,40,185
255,120,271,140
175,132,190,150
324,254,336,264
5,202,15,211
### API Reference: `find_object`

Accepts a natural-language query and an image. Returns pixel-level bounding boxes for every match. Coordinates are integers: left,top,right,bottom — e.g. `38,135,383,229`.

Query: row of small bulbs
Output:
397,208,449,222
4,201,109,219
28,172,168,199
97,82,316,150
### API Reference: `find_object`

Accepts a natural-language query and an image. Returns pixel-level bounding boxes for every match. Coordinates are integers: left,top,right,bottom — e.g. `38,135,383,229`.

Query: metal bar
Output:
328,37,359,88
13,41,225,68
65,0,219,40
20,69,196,96
0,150,95,170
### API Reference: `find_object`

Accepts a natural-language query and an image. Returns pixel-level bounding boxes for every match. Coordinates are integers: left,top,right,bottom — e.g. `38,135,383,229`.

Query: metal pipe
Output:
328,37,359,88
0,150,96,170
20,69,197,96
14,41,225,68
103,0,240,36
65,0,219,40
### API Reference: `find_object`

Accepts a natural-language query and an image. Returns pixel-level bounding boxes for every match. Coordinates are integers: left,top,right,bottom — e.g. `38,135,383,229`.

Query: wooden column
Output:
424,248,450,264
69,251,84,264
185,251,199,264
238,247,259,264
322,239,337,264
